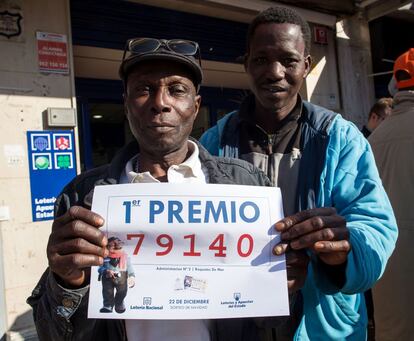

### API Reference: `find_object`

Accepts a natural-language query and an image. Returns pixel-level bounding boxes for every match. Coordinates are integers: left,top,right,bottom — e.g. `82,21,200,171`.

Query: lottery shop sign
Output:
26,131,77,221
88,183,289,320
36,31,69,74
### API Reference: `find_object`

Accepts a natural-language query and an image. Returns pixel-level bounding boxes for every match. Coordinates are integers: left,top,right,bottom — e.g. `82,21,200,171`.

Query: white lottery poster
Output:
88,183,289,319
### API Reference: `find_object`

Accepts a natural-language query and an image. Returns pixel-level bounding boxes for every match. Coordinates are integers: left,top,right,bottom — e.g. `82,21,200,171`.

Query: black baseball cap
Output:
119,38,203,88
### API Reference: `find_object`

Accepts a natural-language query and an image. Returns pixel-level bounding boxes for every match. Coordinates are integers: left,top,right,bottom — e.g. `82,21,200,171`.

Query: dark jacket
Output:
27,140,299,341
361,125,371,138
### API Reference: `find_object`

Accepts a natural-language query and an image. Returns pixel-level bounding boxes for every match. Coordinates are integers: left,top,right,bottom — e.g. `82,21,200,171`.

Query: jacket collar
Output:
104,138,235,185
238,93,303,132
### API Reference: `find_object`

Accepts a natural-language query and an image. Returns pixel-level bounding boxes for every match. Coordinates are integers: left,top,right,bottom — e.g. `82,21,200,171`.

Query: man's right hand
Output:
47,206,107,288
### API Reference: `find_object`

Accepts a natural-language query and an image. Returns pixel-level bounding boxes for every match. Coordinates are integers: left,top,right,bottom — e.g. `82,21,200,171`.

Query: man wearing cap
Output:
27,37,307,341
200,6,397,341
369,48,414,341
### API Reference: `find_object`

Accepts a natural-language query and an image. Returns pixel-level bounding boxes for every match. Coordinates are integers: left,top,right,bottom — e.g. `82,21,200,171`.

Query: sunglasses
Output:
122,37,201,66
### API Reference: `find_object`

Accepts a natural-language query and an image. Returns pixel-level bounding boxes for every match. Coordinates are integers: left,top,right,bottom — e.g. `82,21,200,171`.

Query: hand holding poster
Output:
88,183,289,319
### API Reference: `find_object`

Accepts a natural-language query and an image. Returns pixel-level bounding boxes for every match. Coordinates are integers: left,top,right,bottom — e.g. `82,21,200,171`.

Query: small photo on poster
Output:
97,237,135,314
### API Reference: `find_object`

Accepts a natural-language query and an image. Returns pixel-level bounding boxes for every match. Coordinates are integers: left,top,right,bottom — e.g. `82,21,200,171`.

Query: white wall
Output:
304,24,341,112
0,0,75,336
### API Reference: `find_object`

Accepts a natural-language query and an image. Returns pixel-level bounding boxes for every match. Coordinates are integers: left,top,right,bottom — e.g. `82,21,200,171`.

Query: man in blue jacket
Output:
200,6,397,340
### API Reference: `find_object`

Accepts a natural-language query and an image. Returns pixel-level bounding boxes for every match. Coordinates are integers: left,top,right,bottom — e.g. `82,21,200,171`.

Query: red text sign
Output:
37,32,69,74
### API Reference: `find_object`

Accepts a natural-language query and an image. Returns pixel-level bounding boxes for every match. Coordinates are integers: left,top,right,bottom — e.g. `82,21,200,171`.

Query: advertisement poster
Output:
26,130,77,221
36,31,69,74
88,183,289,319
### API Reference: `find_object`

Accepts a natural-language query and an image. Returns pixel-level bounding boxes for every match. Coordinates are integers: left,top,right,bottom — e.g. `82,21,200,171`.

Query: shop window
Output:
89,103,129,167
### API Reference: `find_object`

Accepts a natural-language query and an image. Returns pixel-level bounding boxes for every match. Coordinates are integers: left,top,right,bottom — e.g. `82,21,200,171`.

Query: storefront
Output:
70,0,342,170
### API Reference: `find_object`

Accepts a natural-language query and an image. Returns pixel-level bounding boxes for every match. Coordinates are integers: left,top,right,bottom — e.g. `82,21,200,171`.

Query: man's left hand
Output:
274,207,351,266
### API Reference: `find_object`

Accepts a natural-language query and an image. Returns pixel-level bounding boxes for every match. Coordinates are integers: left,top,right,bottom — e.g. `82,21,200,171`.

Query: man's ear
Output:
303,54,312,78
194,94,201,120
372,112,381,122
123,93,129,118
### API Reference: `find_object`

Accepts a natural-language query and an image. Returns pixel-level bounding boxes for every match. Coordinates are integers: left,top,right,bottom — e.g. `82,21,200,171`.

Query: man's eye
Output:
133,86,150,96
284,58,298,66
253,57,267,64
138,86,150,93
170,85,188,95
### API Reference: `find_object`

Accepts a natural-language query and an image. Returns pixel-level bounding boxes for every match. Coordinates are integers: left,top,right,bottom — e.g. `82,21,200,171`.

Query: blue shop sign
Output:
27,131,77,221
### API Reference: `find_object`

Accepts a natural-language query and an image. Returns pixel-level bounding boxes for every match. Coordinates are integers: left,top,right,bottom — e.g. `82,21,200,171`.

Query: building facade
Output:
0,0,411,339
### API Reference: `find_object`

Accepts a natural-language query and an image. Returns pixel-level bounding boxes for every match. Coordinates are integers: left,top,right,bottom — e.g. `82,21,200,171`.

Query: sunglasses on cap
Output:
122,37,202,66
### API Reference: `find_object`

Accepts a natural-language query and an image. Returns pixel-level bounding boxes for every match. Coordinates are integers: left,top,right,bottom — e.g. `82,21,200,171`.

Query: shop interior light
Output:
93,114,103,119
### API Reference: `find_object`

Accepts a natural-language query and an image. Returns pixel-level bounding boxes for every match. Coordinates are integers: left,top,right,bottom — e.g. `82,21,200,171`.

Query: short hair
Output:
108,237,122,244
246,6,311,56
369,97,393,118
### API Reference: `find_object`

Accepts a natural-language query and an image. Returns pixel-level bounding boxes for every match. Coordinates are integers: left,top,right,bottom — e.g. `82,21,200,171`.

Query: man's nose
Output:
266,61,285,81
151,88,171,113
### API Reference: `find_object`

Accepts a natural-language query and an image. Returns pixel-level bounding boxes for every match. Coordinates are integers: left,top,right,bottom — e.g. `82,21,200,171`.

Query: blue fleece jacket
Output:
200,103,397,340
